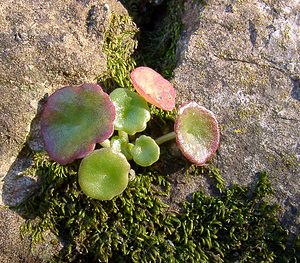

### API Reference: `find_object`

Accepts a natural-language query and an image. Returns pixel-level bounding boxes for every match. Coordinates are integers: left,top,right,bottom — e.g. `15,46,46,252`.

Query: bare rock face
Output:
0,206,61,263
0,207,37,263
174,0,300,234
0,0,127,206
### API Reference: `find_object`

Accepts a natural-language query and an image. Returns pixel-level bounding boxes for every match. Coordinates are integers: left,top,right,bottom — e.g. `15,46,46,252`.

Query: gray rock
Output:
0,1,129,261
0,206,61,263
173,0,300,234
0,0,127,206
0,206,38,263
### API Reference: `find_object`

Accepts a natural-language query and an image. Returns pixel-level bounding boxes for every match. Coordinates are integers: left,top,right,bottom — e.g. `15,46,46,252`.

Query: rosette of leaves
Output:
109,88,160,167
41,83,115,165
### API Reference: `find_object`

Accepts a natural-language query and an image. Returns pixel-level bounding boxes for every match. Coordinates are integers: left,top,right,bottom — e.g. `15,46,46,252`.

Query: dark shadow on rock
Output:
291,77,300,102
2,95,47,208
281,196,300,236
119,0,168,29
248,20,257,47
156,151,225,213
2,145,38,207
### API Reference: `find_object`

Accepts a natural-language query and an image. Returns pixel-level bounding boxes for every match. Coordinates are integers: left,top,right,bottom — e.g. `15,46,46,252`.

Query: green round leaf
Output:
78,148,130,200
111,135,133,160
131,135,160,167
110,88,150,135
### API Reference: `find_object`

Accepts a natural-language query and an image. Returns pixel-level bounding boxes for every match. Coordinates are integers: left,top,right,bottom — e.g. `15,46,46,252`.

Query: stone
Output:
0,0,129,261
173,0,300,234
0,0,126,206
0,206,61,263
0,206,38,263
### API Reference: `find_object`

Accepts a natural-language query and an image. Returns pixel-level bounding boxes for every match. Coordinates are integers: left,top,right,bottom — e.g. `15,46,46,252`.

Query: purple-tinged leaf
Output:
41,83,115,165
175,102,220,166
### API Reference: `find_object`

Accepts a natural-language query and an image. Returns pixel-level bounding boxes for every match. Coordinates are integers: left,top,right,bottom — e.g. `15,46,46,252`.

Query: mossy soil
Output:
17,1,299,262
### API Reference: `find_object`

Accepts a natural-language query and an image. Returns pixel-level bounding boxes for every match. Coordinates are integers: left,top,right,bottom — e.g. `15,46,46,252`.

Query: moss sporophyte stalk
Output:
18,9,299,263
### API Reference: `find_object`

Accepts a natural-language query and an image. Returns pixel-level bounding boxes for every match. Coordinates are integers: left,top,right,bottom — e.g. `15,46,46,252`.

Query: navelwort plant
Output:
40,66,220,200
19,10,299,262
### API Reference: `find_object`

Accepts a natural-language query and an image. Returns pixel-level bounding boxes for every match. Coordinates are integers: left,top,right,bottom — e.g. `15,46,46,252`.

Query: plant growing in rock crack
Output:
40,66,220,200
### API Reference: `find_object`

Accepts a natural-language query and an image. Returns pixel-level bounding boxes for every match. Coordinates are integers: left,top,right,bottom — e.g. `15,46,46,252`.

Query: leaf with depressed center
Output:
41,83,115,165
174,102,220,166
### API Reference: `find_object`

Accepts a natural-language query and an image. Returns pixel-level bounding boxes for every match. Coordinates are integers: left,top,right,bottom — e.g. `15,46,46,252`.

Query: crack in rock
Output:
291,78,300,102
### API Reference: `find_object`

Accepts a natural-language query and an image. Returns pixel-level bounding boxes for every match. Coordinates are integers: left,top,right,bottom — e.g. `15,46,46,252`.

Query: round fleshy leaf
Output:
131,135,160,167
130,66,175,111
78,148,130,200
110,88,150,135
41,83,116,165
175,102,220,166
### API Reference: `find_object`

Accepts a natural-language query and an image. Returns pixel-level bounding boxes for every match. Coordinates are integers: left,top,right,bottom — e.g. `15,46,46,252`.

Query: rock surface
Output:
0,0,126,206
173,0,300,234
0,0,128,262
0,206,60,263
0,207,37,263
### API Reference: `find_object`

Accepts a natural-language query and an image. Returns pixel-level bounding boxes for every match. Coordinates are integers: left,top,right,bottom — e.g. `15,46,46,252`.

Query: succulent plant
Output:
41,83,115,165
131,135,160,167
78,148,130,200
40,67,220,201
110,88,151,135
130,66,176,111
156,102,220,166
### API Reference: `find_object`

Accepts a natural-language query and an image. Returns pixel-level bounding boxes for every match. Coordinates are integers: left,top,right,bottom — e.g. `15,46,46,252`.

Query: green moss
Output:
18,154,299,262
98,0,183,85
121,0,184,78
98,14,138,91
16,6,300,263
188,164,225,193
139,0,183,78
98,0,183,90
98,0,184,87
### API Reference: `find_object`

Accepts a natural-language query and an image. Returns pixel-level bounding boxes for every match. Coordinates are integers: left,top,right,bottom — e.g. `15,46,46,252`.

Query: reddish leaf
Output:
130,66,176,111
175,102,220,166
41,83,115,165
